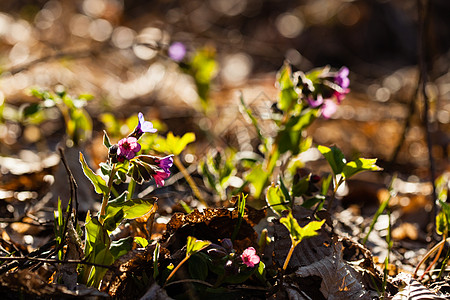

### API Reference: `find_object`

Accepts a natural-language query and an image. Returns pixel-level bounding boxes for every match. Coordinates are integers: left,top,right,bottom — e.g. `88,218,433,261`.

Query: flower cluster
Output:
110,112,173,186
299,66,350,119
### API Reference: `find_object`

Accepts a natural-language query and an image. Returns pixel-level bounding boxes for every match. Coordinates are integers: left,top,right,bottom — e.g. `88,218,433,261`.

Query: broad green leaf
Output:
280,211,325,245
291,177,309,197
317,145,346,175
79,152,109,195
255,261,266,283
186,236,211,257
103,208,124,232
188,253,209,280
436,174,448,202
266,185,289,216
279,177,291,203
246,164,269,199
110,236,133,260
154,132,196,155
105,197,157,223
134,237,149,248
341,158,381,179
176,132,196,155
278,110,317,155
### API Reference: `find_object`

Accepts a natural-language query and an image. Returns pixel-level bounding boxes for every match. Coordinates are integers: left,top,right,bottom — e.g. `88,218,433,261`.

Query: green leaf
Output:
266,185,290,216
110,237,133,260
239,95,265,145
436,211,448,236
79,152,109,195
291,177,309,197
279,211,325,245
321,173,333,196
341,158,382,179
186,236,211,257
103,130,112,149
134,237,149,248
188,253,209,281
317,145,346,175
154,132,195,155
278,110,317,155
277,64,299,112
245,164,269,199
105,197,157,222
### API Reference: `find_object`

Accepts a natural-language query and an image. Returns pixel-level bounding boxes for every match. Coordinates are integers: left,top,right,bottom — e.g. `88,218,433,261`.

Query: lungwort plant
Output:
78,112,174,288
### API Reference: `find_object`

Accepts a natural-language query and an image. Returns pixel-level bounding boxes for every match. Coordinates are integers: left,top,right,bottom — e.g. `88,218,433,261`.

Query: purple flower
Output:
117,137,141,160
241,247,260,268
168,42,186,62
138,112,157,134
306,94,324,108
153,169,170,187
321,99,337,119
334,67,350,103
334,67,349,89
157,155,174,173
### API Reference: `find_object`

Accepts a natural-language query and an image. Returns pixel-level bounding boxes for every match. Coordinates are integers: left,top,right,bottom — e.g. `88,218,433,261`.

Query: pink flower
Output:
334,67,350,104
153,170,170,187
241,247,260,268
321,99,337,119
117,137,141,160
137,112,157,134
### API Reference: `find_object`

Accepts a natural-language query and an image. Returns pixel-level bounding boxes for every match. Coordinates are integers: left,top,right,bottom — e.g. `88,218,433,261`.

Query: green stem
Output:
414,237,450,278
282,241,299,271
173,156,207,206
99,164,117,222
328,176,344,211
127,179,136,200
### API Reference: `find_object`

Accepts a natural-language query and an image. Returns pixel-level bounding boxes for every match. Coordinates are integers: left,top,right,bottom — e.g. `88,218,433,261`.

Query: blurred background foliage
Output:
0,0,449,170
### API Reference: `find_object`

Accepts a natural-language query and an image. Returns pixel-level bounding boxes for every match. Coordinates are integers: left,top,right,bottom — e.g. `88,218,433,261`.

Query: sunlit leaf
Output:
436,211,448,236
341,158,382,179
317,145,346,175
279,211,325,246
134,237,149,248
103,130,112,149
186,236,211,257
246,164,269,198
79,152,109,195
266,184,290,216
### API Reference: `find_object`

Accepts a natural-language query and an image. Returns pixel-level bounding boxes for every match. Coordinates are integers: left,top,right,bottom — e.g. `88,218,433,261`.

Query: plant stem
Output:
282,241,298,271
127,178,136,200
328,176,344,212
164,255,190,286
173,156,207,206
99,164,117,222
414,237,450,278
419,234,446,280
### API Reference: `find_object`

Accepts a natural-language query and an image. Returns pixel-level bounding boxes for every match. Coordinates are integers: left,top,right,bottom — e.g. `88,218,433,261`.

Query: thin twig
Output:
0,256,115,270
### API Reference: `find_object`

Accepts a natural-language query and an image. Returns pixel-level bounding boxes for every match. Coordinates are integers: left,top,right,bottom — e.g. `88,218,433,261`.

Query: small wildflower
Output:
334,67,350,103
321,99,337,119
168,42,186,62
306,94,324,108
153,169,170,187
241,247,260,268
118,137,141,160
157,155,174,173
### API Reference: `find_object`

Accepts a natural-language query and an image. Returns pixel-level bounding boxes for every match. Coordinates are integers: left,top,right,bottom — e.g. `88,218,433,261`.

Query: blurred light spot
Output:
437,110,449,124
9,43,29,65
184,153,195,163
341,105,355,119
133,27,163,60
337,3,361,26
70,14,91,37
82,0,106,18
209,0,247,16
168,42,186,62
112,26,136,49
34,9,55,30
286,48,302,65
383,74,402,93
276,13,303,38
89,18,113,42
222,53,252,86
375,87,390,102
24,235,34,245
0,91,4,105
409,141,425,158
374,214,389,230
399,197,410,207
23,125,41,143
6,20,31,44
229,176,244,188
43,174,55,185
298,147,322,162
6,204,14,213
0,13,14,37
16,191,37,201
425,83,438,99
44,0,62,18
0,190,14,199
